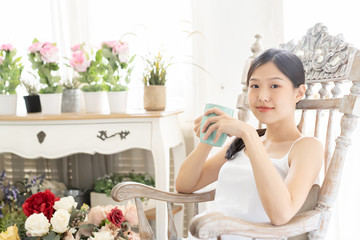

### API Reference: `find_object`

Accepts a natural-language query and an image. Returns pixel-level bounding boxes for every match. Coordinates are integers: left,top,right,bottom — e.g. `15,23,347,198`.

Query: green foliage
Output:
101,45,135,92
0,204,27,239
21,80,39,95
77,49,108,92
0,48,24,94
93,171,155,197
143,51,170,86
62,77,81,89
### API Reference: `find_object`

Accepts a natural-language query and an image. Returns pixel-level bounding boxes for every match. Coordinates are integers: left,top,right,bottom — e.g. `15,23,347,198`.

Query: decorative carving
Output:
280,23,357,82
37,131,46,144
97,130,130,141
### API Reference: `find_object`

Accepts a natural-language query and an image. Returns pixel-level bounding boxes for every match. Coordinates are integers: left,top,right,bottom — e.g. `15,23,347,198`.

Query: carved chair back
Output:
234,23,360,239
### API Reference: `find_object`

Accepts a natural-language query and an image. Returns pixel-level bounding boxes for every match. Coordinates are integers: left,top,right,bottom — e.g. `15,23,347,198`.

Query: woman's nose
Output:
258,88,270,102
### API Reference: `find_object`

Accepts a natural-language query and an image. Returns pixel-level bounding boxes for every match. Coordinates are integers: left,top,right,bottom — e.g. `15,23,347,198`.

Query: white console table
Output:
0,109,186,239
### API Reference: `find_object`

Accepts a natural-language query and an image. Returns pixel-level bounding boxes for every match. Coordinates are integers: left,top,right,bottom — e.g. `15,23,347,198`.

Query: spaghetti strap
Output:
287,136,319,156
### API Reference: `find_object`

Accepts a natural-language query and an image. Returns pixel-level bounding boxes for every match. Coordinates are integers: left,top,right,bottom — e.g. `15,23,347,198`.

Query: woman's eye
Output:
250,84,259,88
270,84,280,89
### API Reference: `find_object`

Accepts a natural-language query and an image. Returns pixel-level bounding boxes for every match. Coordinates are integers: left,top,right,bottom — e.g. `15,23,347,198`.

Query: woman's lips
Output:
257,106,274,112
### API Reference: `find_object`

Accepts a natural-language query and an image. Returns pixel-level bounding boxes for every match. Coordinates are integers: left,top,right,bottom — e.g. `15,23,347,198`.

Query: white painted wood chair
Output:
111,23,360,240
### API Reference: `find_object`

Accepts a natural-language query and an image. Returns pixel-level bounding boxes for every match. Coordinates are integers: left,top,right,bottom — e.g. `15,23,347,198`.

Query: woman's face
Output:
247,62,304,125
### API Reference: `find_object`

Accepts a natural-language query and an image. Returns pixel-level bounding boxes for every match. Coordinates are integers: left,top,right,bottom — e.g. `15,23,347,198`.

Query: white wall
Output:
183,0,283,151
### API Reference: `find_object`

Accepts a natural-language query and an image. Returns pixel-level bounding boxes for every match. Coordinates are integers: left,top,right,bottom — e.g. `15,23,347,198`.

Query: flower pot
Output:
39,93,62,115
23,95,42,113
0,94,17,115
143,86,166,111
83,91,109,114
107,91,128,113
61,89,81,113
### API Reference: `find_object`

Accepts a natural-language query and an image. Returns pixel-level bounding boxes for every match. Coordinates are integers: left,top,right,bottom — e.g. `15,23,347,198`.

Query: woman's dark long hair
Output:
225,48,305,160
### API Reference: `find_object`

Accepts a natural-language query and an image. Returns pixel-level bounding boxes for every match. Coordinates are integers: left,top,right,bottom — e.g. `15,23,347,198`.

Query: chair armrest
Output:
111,182,215,203
189,210,321,239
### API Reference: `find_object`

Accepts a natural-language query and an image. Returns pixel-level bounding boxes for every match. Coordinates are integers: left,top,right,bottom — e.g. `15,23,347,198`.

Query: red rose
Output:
107,207,125,228
22,189,60,220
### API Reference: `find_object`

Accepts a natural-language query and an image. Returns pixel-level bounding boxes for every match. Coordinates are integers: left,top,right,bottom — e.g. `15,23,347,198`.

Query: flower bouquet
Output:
0,43,24,115
28,39,62,94
0,43,23,95
28,39,63,114
101,40,134,92
69,44,106,92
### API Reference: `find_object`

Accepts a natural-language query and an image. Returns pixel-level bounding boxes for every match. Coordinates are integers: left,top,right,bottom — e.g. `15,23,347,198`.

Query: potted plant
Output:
61,77,81,113
101,41,135,113
69,44,108,113
21,80,41,113
90,171,155,209
143,51,170,111
0,43,23,115
28,39,63,115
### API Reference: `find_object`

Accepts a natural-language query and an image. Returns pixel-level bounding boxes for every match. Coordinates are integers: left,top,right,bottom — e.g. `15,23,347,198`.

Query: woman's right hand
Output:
193,115,203,138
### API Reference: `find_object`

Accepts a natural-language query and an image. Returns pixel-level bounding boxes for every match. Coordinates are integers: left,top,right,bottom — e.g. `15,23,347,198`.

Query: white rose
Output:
54,196,78,212
25,213,50,237
50,209,71,233
90,230,114,240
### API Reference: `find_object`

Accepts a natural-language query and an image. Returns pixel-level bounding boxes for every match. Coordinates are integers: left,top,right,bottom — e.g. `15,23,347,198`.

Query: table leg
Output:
151,146,170,240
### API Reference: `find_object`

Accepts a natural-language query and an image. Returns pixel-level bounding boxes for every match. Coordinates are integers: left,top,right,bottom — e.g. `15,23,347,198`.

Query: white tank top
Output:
185,137,310,240
211,137,305,240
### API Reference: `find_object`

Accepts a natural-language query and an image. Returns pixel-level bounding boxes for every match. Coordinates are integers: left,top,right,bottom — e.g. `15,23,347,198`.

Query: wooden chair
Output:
111,23,360,240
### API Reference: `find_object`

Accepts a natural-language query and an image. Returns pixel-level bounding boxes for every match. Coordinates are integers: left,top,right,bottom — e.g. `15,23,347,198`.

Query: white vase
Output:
0,94,17,115
107,91,128,113
39,93,63,115
83,91,109,114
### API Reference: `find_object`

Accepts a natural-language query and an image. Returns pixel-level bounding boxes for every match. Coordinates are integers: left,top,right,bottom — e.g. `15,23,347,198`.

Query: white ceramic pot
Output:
107,91,128,113
0,94,17,115
83,91,109,114
39,93,63,115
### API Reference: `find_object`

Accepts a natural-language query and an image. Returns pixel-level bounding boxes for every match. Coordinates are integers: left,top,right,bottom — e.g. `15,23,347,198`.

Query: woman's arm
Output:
175,113,229,193
245,133,323,225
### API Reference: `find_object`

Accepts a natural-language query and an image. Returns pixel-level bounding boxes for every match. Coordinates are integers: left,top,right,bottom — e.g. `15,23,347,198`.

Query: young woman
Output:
176,48,324,240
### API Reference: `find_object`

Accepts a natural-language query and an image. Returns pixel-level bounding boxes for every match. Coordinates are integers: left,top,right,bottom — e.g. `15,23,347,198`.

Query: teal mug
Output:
200,103,234,147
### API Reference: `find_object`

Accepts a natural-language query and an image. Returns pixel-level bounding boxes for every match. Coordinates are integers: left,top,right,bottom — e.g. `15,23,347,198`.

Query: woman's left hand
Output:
201,107,249,143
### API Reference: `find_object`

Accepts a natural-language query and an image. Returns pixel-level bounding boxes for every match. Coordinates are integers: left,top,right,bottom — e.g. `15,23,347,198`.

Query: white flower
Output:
90,230,114,240
54,196,78,212
25,213,50,237
50,209,71,233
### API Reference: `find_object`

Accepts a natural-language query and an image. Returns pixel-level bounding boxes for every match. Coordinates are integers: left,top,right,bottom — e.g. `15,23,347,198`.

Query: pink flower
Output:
70,50,90,72
103,40,119,49
0,56,3,65
87,206,106,227
0,43,14,51
71,44,82,52
113,42,129,63
28,42,43,53
40,43,59,63
124,202,138,226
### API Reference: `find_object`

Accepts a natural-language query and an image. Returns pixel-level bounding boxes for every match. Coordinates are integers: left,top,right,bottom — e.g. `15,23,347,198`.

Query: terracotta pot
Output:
143,86,166,111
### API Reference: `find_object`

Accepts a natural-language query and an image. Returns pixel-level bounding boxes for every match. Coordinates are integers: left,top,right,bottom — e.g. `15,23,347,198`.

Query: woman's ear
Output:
295,84,306,102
